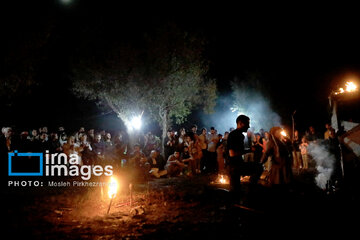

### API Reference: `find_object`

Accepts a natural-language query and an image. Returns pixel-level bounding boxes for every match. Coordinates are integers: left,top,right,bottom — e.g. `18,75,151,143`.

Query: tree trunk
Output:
160,110,169,157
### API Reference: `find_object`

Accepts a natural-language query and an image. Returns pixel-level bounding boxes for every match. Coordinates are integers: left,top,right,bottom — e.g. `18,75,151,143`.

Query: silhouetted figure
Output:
261,127,293,188
227,115,250,197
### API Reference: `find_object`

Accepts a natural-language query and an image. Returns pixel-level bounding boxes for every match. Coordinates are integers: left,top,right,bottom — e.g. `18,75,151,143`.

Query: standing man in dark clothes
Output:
91,134,105,166
227,115,250,196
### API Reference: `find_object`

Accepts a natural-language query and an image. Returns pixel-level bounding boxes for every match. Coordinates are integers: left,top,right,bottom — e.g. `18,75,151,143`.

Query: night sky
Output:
2,1,360,133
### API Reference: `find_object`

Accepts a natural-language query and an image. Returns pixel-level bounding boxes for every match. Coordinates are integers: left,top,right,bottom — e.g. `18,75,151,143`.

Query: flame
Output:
219,175,226,184
345,81,357,92
334,82,357,95
280,130,287,137
108,177,118,199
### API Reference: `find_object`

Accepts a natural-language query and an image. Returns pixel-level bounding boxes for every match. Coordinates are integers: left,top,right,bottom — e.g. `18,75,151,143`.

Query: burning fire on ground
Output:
211,174,251,185
211,174,229,184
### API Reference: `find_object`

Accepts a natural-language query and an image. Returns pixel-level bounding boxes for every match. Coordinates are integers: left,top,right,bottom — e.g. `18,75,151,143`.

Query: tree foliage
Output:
72,24,217,138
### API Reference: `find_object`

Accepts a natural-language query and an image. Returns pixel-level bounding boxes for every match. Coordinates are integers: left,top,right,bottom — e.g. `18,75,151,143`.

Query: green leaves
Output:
72,24,217,133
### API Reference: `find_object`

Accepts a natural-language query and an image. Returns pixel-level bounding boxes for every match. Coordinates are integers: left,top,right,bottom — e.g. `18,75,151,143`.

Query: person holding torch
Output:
260,127,293,188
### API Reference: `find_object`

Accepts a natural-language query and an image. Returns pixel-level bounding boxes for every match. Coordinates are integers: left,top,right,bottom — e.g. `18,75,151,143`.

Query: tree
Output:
72,44,150,130
72,24,217,153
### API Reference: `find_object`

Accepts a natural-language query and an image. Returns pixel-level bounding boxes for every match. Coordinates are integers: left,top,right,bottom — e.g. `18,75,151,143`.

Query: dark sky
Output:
2,0,360,133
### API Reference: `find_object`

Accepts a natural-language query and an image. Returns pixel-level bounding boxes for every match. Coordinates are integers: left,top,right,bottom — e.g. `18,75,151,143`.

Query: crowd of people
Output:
0,120,342,185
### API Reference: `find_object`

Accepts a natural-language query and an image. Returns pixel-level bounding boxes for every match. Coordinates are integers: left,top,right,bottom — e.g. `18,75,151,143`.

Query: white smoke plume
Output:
230,78,281,132
307,141,335,190
200,75,281,134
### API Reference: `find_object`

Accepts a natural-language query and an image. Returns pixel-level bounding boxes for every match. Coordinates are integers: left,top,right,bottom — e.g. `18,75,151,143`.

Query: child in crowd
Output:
299,136,309,169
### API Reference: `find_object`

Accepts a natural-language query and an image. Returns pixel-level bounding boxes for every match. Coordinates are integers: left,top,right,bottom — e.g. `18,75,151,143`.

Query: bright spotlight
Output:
129,116,142,131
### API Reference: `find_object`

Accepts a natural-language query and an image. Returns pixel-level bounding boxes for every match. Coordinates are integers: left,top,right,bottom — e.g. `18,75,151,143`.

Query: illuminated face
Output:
202,129,207,135
80,135,87,142
52,133,58,140
150,151,157,158
5,128,12,138
69,136,75,144
32,129,38,136
96,135,101,142
40,133,47,140
174,152,180,158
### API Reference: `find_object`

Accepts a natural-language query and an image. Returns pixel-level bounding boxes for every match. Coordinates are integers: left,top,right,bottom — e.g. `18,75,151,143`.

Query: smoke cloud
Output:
307,141,335,189
200,83,281,134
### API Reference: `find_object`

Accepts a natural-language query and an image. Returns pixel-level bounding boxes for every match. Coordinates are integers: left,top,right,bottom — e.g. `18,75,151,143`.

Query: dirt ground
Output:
3,170,360,240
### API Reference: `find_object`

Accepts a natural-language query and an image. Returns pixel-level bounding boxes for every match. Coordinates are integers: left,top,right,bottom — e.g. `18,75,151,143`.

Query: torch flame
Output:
345,81,357,92
280,130,287,137
334,82,357,95
108,177,118,199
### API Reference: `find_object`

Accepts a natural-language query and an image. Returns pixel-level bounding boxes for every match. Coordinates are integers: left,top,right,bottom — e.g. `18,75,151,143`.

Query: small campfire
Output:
211,174,229,185
211,174,252,185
